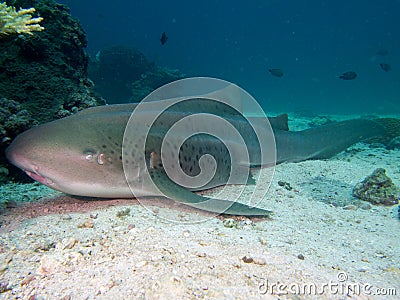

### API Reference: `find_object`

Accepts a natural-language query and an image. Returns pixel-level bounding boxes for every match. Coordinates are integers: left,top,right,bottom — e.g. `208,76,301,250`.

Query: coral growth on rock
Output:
352,168,400,206
130,67,185,102
89,45,185,103
89,45,155,103
308,115,333,127
0,0,104,181
0,98,36,142
0,1,44,36
0,0,104,124
0,97,36,182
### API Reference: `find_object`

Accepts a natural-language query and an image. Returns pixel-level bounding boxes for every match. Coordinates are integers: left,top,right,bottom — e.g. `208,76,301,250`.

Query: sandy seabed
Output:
0,116,399,300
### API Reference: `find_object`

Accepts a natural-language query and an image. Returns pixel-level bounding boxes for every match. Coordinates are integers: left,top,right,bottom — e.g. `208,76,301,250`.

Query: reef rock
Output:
0,98,37,181
352,168,400,206
0,0,104,125
0,98,36,142
89,45,185,103
130,67,186,102
0,0,104,181
89,45,155,103
308,115,333,127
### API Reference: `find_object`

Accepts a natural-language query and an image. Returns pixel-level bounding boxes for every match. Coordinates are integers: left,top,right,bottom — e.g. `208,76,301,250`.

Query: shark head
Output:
6,109,132,197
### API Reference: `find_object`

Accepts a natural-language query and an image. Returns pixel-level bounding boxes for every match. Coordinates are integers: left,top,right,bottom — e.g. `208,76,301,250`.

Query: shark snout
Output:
7,144,55,188
6,129,55,186
6,137,29,171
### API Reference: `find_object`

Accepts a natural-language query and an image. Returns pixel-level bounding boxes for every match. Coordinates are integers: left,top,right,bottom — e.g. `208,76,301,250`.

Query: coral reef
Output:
352,168,400,205
0,2,44,36
130,67,185,102
308,115,333,127
0,98,36,182
0,0,104,124
0,0,104,181
89,45,185,103
0,98,36,141
89,45,155,103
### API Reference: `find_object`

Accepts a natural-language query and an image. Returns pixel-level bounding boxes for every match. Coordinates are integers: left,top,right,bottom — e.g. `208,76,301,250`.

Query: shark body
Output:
6,101,391,215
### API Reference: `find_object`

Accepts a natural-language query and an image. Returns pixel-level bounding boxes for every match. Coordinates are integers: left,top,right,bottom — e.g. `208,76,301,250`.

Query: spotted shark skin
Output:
6,102,390,215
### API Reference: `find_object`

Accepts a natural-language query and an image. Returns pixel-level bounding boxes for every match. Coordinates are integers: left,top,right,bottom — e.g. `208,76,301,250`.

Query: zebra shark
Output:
5,98,397,216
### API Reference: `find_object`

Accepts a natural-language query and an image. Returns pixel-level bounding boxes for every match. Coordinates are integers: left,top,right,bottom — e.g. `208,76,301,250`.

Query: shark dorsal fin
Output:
268,114,289,131
201,83,243,113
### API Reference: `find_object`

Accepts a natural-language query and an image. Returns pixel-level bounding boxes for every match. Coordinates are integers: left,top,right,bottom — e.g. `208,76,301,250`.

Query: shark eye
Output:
83,149,96,162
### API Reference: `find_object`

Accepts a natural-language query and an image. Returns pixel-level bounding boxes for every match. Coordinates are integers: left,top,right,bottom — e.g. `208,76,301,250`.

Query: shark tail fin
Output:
371,118,400,145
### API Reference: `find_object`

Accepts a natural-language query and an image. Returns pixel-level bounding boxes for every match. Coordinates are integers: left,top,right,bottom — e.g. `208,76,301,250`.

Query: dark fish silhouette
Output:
339,71,357,80
376,49,389,56
160,32,168,45
269,68,284,77
380,63,391,72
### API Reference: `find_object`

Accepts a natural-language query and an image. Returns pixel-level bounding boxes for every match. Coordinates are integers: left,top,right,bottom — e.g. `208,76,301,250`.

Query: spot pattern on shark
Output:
5,82,399,216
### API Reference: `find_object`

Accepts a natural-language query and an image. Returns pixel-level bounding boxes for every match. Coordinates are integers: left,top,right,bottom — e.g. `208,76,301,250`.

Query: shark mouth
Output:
25,170,54,186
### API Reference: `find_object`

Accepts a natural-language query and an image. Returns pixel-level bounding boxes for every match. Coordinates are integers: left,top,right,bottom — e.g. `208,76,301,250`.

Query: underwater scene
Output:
0,0,399,299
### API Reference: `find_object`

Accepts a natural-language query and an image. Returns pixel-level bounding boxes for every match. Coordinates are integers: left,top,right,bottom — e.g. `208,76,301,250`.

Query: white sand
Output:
0,116,399,299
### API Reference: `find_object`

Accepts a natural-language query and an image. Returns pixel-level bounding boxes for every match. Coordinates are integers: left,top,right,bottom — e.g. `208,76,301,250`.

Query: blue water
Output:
58,0,400,115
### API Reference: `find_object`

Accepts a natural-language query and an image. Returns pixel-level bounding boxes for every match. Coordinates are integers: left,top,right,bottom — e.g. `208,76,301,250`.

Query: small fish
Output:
376,49,389,56
339,71,357,80
268,68,284,77
160,32,168,45
380,63,391,72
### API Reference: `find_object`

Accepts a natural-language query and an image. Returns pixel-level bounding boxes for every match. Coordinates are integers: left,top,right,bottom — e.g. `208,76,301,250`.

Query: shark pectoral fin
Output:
149,169,272,216
246,171,256,185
